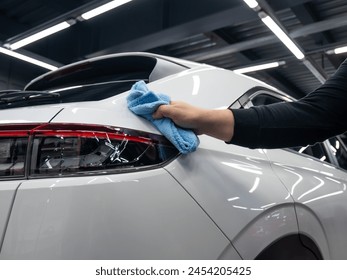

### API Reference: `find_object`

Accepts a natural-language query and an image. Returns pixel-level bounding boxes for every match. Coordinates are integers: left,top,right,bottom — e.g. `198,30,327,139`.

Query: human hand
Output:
152,101,206,134
153,101,235,141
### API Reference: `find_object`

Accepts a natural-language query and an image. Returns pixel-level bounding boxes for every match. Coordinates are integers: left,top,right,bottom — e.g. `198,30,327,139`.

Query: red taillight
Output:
0,124,37,137
0,123,178,178
0,124,36,177
34,124,155,144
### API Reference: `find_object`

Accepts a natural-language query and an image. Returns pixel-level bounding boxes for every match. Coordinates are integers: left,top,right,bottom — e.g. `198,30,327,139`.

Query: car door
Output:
243,88,347,259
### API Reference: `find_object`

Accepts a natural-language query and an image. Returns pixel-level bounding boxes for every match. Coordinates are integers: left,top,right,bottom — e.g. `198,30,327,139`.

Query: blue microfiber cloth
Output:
127,80,199,154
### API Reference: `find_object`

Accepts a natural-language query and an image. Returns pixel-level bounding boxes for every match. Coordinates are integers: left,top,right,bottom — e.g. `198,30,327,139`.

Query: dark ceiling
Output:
0,0,346,98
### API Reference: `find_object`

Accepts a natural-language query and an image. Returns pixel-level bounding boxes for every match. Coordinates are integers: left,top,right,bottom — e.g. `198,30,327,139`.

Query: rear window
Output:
0,55,187,109
0,81,141,109
26,56,158,91
26,55,188,91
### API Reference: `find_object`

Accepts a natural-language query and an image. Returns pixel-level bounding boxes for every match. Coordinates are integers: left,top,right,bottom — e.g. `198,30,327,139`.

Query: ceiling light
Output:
332,46,347,54
243,0,259,9
81,0,133,20
259,12,305,60
8,21,72,50
234,61,285,74
0,47,58,71
302,59,326,84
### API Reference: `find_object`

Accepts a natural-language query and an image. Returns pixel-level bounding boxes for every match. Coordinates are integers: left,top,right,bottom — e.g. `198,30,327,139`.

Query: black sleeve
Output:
228,59,347,149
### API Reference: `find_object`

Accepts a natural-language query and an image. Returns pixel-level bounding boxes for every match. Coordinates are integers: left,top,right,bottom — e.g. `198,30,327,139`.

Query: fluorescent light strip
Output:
243,0,259,9
234,61,282,74
260,14,305,60
81,0,133,20
334,46,347,54
302,59,326,84
0,47,58,71
9,21,71,50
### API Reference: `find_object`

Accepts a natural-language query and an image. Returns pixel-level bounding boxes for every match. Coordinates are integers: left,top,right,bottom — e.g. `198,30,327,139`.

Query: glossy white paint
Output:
1,169,237,259
148,66,265,109
165,135,298,259
1,52,347,259
0,106,62,123
0,181,22,247
232,205,298,259
51,66,271,134
50,98,160,134
265,149,347,259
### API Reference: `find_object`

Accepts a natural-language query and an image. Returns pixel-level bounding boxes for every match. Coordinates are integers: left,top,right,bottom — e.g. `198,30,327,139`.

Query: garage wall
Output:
0,57,46,90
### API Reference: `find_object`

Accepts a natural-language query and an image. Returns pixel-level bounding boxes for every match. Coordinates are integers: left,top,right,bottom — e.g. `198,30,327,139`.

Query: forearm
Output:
197,109,235,141
230,97,347,149
153,101,235,141
229,59,347,149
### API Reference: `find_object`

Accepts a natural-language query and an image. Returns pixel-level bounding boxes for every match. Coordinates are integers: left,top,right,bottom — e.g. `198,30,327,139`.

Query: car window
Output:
0,80,142,110
339,132,347,148
245,90,331,163
0,55,188,110
251,93,284,106
290,144,331,163
26,56,157,91
26,55,188,91
327,136,347,170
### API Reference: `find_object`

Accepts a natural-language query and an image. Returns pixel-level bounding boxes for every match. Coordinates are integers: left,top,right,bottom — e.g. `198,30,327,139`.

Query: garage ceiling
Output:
0,0,346,98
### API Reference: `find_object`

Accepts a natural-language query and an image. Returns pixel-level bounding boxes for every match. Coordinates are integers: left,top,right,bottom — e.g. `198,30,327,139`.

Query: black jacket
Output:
230,59,347,149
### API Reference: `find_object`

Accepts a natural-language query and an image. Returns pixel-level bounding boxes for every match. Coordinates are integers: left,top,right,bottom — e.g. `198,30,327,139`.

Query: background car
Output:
0,52,347,259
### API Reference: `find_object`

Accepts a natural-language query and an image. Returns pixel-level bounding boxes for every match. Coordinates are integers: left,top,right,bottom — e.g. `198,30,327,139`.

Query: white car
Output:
1,52,347,259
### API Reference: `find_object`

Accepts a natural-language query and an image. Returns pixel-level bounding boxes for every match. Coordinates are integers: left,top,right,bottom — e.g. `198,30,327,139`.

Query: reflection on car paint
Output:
221,160,263,175
2,53,347,259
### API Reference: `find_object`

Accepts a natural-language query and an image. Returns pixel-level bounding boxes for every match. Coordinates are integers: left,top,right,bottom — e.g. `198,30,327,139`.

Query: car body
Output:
0,52,347,259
